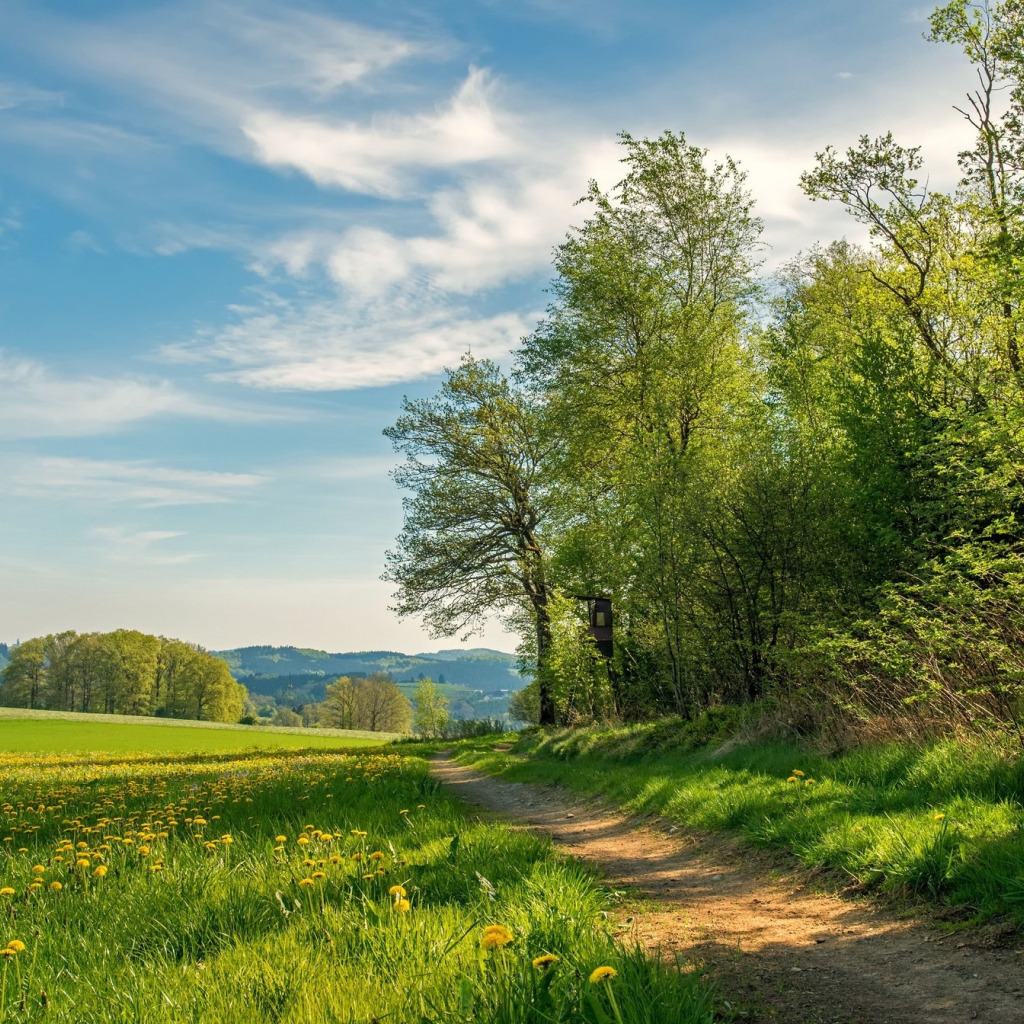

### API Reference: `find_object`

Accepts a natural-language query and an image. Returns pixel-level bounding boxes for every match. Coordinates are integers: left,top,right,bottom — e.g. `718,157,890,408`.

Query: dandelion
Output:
0,950,13,960
589,966,617,984
75,858,91,870
5,941,25,953
351,853,363,862
362,873,375,881
481,925,514,950
0,889,13,897
275,836,287,844
934,813,946,822
393,898,410,913
93,866,107,878
369,851,385,862
49,882,62,892
791,770,804,777
298,878,314,888
389,885,406,897
311,871,325,880
805,779,816,785
787,776,798,783
297,837,309,846
31,865,44,875
533,954,559,970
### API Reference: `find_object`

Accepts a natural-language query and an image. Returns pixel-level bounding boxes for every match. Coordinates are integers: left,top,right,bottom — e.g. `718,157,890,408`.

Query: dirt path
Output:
431,754,1024,1024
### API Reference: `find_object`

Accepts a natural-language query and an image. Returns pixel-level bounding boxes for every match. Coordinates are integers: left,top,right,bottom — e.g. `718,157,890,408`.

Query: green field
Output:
0,746,714,1023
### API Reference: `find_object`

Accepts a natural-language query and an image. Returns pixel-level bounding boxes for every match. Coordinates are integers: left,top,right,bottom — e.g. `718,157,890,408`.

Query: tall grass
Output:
456,724,1024,923
0,747,714,1022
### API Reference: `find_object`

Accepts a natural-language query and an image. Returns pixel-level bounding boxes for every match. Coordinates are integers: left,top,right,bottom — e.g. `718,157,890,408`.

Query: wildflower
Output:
76,841,89,850
393,898,410,912
0,888,13,897
75,858,91,869
934,813,946,822
0,949,13,959
312,871,325,880
28,883,41,892
351,853,363,862
786,776,798,783
362,873,375,881
49,882,62,891
93,866,108,878
139,846,150,856
399,809,409,815
221,835,233,845
481,925,514,950
389,885,406,897
303,858,315,867
297,837,309,846
533,954,559,970
275,836,287,844
31,865,45,875
298,878,314,888
589,966,618,984
5,941,25,953
329,856,341,865
805,779,816,785
369,851,385,862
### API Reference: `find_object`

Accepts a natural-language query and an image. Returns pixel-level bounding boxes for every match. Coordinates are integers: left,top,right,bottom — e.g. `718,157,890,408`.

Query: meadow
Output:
456,724,1024,925
0,742,715,1023
0,710,396,753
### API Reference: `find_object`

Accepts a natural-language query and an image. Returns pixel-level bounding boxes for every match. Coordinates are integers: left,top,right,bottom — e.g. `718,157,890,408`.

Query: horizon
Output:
0,0,978,652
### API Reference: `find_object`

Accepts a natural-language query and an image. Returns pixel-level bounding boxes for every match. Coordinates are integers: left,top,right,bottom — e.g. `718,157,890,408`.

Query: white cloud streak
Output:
8,456,267,507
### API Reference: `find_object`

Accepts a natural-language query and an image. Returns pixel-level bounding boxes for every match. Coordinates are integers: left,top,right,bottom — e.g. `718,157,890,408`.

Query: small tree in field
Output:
413,677,450,737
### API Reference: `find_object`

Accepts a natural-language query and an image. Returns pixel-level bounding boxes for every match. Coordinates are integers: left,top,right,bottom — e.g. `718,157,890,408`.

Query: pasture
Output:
0,745,714,1023
0,709,395,753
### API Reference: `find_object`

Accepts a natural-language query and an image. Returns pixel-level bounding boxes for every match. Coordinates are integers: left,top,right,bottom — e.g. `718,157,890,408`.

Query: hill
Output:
213,645,524,719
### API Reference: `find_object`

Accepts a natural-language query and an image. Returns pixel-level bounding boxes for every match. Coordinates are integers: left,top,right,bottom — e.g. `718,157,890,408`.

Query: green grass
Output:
0,747,715,1023
0,711,395,753
454,723,1024,925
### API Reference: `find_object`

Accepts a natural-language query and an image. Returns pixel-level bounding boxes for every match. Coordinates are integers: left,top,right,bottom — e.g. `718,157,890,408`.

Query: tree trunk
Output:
535,593,556,726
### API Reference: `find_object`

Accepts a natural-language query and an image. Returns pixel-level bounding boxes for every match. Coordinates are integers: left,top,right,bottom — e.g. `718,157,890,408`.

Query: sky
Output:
0,0,980,654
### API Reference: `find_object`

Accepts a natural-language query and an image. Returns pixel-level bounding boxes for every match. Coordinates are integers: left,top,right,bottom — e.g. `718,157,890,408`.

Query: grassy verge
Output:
0,746,715,1022
453,723,1024,925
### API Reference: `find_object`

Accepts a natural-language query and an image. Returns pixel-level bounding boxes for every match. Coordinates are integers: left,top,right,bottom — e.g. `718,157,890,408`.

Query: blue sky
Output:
0,0,978,652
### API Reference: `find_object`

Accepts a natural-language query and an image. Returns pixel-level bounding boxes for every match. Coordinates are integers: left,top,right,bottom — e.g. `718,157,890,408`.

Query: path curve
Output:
431,753,1024,1024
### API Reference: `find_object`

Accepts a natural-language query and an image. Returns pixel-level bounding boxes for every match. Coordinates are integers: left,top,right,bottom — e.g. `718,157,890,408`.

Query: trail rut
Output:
431,754,1024,1024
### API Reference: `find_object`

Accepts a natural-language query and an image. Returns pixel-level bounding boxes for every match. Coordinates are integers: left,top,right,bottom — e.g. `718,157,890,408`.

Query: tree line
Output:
0,630,247,723
385,1,1024,737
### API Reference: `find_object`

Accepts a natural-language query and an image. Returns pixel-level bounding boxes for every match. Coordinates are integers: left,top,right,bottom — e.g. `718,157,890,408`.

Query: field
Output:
0,744,715,1023
456,724,1024,924
0,709,397,753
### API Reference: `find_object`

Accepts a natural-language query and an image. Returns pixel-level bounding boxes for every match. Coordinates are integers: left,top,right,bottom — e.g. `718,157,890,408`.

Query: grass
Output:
0,710,397,753
0,745,716,1023
454,722,1024,925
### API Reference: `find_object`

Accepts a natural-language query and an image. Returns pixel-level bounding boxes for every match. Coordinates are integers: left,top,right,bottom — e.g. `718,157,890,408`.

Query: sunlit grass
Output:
0,746,714,1022
456,725,1024,923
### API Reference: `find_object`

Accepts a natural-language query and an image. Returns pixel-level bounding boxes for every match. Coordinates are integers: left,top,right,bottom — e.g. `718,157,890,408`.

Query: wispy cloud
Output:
92,526,197,565
0,351,290,438
8,456,268,507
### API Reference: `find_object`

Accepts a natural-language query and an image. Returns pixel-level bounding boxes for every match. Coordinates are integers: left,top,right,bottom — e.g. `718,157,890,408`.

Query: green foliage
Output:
0,632,246,724
412,677,450,737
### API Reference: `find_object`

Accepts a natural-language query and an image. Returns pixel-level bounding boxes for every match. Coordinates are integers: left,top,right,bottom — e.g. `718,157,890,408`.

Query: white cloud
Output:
92,527,197,565
243,68,519,196
0,351,292,437
7,456,267,507
171,300,536,391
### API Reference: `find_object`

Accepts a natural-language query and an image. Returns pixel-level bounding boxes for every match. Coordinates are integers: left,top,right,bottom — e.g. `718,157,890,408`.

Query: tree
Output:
320,676,358,730
272,707,303,727
354,673,412,733
0,638,47,708
384,356,559,725
412,677,450,737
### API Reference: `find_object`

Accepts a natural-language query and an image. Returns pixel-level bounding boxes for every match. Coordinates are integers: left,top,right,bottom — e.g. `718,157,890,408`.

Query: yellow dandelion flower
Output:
533,954,559,969
351,853,363,862
139,846,150,856
275,836,287,844
49,882,62,892
31,865,45,875
393,898,410,912
791,770,804,777
93,866,108,878
787,776,798,783
934,813,946,822
28,883,41,892
481,925,514,950
297,837,309,846
0,949,13,960
75,858,91,869
312,871,326,880
389,884,406,897
589,966,618,984
5,940,25,953
399,809,409,815
362,873,375,881
76,841,89,850
298,878,314,887
369,851,385,862
805,779,816,785
329,856,341,864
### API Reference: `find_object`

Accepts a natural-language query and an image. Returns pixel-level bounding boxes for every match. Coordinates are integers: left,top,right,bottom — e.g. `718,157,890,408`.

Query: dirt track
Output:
431,754,1024,1024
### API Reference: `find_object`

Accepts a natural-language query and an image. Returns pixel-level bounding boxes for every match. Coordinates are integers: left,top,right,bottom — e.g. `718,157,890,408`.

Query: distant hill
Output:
213,645,525,719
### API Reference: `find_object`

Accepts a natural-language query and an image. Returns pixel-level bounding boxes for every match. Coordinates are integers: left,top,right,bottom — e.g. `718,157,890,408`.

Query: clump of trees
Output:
0,630,246,723
386,1,1024,738
315,672,413,733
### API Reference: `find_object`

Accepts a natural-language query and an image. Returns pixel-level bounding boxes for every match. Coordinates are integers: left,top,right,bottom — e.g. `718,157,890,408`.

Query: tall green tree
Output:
412,677,450,737
384,356,558,724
